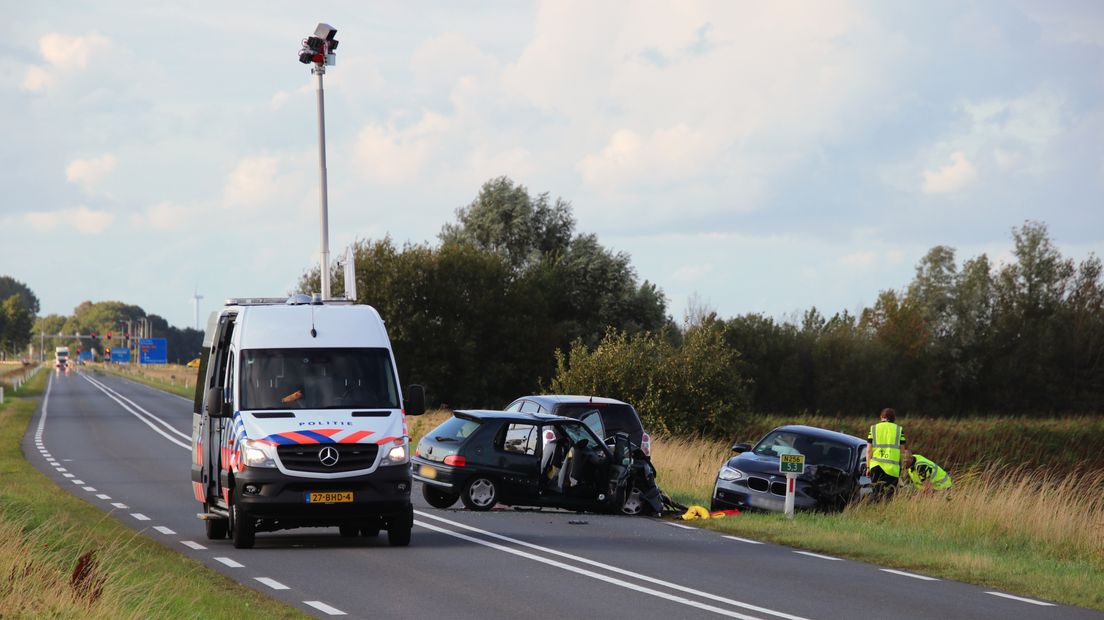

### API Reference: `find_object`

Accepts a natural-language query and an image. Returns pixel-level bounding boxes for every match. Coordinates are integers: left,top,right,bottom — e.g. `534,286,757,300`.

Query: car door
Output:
491,422,542,501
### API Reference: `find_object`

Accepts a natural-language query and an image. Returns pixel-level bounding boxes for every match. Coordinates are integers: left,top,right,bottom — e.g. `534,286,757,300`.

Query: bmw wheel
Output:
422,484,459,509
461,476,498,511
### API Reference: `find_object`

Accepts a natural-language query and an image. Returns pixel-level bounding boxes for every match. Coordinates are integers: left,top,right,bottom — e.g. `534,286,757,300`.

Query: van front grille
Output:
277,444,379,473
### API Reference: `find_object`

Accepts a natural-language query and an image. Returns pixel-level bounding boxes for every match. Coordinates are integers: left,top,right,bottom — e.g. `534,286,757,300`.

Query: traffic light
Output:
107,332,112,340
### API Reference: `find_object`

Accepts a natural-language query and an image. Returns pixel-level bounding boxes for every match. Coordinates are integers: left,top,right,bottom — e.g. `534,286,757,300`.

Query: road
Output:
23,369,1102,619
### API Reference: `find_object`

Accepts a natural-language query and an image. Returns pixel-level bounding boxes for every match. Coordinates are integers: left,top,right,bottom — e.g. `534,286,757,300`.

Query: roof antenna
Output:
310,293,318,338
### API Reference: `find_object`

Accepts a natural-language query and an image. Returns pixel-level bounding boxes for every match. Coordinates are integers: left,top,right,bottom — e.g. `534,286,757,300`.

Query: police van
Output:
190,294,425,549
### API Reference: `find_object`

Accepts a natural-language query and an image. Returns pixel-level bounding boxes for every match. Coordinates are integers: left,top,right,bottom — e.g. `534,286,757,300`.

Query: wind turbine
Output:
191,287,204,331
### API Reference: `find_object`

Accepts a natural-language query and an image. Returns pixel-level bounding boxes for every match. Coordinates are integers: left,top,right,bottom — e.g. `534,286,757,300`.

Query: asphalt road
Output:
22,369,1103,619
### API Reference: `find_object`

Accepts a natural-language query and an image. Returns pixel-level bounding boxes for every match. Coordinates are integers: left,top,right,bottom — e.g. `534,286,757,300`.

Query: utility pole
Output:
298,24,339,300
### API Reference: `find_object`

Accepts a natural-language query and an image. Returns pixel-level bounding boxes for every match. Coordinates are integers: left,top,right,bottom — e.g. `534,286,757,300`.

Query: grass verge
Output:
651,434,1104,610
1,369,307,618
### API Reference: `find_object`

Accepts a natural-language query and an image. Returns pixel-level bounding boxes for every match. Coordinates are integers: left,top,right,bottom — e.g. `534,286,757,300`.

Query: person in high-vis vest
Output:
866,408,908,499
905,454,953,491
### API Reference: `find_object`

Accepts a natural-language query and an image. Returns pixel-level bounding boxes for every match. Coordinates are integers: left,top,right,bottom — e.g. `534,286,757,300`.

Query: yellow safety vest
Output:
908,454,952,490
868,422,904,477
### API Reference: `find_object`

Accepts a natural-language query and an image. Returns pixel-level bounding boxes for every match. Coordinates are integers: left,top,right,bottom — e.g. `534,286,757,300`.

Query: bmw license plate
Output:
419,464,437,479
307,491,353,504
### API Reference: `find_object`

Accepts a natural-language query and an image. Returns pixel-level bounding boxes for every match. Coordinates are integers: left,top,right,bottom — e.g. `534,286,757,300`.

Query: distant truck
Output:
190,294,425,549
55,346,69,369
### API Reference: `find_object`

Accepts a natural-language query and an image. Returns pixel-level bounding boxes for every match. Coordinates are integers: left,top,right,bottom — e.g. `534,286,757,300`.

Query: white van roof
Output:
233,303,390,350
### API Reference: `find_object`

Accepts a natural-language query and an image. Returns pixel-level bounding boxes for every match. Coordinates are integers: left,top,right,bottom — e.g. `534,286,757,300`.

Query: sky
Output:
2,1,1102,331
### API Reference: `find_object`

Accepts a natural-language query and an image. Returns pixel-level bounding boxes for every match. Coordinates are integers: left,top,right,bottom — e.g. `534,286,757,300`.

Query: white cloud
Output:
222,156,281,210
578,124,715,193
24,206,114,234
135,201,190,231
354,112,449,185
65,154,117,190
921,152,976,194
993,148,1020,169
839,250,878,269
21,32,110,92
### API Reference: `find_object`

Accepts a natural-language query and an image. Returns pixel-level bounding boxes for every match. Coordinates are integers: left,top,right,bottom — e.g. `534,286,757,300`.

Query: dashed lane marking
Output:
723,536,764,545
666,522,697,530
792,551,842,561
96,494,111,500
255,577,289,590
153,526,176,535
985,592,1055,607
881,569,938,581
82,486,96,492
71,479,85,485
180,541,207,550
62,473,74,478
214,557,243,568
111,503,128,509
304,601,347,616
131,513,150,521
57,467,68,472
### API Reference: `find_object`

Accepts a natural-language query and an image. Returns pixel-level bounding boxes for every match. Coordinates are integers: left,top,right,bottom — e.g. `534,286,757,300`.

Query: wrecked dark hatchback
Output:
711,425,871,513
413,410,663,515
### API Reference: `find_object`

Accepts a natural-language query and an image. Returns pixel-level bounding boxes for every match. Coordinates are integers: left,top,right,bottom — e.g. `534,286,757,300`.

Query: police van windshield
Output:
240,348,399,410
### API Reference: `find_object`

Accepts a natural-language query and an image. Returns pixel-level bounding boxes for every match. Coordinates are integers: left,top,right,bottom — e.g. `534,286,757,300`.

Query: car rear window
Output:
432,415,482,442
555,404,643,433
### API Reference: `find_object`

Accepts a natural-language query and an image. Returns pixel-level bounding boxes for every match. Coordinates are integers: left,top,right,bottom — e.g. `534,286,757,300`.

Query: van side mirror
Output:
731,442,752,454
206,387,227,417
404,384,426,416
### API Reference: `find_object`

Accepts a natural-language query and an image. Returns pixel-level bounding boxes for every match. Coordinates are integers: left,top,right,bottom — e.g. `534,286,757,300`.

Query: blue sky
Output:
2,1,1101,330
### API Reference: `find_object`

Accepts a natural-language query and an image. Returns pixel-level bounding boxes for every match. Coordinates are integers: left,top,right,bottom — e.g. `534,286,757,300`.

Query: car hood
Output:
726,452,816,479
232,409,406,447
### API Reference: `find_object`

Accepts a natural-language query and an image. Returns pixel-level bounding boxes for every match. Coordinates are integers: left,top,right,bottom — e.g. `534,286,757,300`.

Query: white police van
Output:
190,294,425,549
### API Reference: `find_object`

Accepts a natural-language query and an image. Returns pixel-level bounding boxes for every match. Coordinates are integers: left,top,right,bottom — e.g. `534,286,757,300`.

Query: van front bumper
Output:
234,463,412,523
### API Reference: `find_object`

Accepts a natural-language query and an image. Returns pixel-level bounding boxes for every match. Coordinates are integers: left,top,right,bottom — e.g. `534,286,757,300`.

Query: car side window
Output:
500,423,538,456
505,400,524,412
581,411,605,441
520,400,540,414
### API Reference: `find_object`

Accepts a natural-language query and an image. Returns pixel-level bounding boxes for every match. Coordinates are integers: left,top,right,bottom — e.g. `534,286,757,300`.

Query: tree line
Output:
303,177,1104,430
35,301,203,365
0,276,38,359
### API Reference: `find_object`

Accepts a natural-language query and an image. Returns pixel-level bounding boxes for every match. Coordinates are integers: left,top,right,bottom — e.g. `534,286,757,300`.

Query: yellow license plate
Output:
419,464,437,479
307,491,353,504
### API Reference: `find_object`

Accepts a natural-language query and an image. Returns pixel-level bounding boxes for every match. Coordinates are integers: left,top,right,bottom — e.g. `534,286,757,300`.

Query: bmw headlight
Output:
718,466,744,481
380,440,409,466
241,438,277,468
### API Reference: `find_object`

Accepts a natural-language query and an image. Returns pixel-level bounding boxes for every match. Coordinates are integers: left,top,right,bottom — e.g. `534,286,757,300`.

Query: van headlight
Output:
241,438,277,468
380,440,409,466
718,466,744,481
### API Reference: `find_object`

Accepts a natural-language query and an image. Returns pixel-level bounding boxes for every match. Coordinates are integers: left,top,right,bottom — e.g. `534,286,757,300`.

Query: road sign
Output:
79,351,92,362
110,347,131,363
780,453,805,474
139,338,168,364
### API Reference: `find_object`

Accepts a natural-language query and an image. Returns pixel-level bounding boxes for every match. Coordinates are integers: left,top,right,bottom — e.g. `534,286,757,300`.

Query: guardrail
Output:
0,364,44,404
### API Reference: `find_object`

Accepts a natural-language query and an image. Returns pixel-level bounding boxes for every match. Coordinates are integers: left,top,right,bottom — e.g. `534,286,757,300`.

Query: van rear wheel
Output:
203,504,229,540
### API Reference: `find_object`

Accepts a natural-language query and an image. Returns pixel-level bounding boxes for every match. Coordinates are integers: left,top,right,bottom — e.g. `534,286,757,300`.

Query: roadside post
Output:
780,453,805,520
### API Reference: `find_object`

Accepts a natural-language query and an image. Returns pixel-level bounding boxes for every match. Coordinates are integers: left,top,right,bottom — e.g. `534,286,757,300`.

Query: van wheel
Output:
203,504,229,540
422,484,459,509
230,501,255,549
387,505,412,547
461,476,498,511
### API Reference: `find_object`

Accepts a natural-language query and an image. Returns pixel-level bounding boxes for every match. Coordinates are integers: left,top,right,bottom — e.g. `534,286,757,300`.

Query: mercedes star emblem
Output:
318,446,340,467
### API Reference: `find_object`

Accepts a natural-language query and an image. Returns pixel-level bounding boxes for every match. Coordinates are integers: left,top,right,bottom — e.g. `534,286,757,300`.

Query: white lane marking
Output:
62,473,74,478
667,522,697,530
84,373,192,440
79,374,190,448
57,467,67,472
180,540,207,550
71,480,85,485
96,494,111,500
881,568,938,581
793,551,842,561
255,577,289,590
214,557,243,568
414,511,808,620
82,486,96,492
153,526,176,535
111,503,128,509
304,601,347,616
723,536,764,545
416,520,763,620
985,592,1055,606
131,513,150,521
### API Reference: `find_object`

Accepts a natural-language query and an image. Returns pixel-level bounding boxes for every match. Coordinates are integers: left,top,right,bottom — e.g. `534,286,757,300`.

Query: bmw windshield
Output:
752,430,853,470
240,348,399,410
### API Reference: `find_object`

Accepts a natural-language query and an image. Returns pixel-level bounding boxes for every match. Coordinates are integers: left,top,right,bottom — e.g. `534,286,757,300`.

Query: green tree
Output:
0,276,40,316
2,295,34,354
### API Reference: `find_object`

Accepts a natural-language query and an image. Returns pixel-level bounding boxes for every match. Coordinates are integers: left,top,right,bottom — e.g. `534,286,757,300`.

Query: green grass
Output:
94,363,195,399
0,369,307,618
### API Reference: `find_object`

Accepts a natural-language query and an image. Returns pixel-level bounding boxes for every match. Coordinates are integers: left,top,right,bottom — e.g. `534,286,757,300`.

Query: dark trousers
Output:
870,467,899,500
